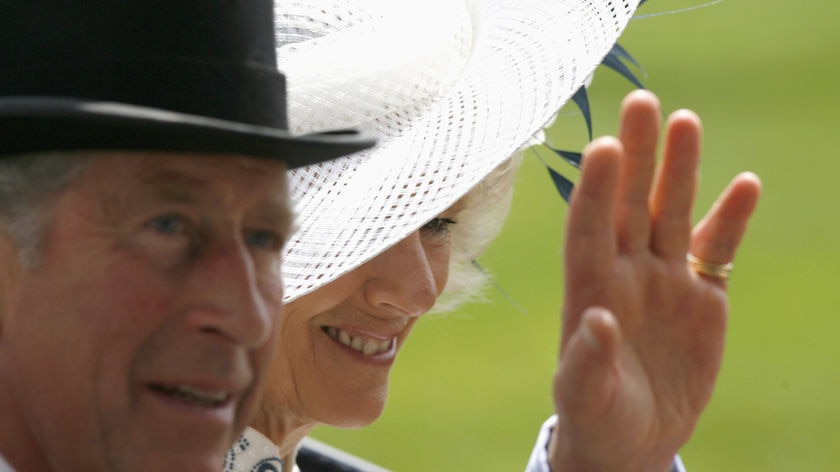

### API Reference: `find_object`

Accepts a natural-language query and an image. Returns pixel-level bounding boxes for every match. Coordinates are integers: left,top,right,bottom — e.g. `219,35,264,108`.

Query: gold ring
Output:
686,253,733,281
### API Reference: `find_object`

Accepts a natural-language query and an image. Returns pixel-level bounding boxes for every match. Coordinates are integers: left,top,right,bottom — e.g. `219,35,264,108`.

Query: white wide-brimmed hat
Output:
277,0,641,302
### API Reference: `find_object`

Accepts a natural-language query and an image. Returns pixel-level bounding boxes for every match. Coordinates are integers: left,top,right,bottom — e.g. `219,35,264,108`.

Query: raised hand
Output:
548,90,762,472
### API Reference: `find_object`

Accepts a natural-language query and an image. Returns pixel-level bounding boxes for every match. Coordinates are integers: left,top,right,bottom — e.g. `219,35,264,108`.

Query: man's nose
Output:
363,232,438,317
184,237,275,348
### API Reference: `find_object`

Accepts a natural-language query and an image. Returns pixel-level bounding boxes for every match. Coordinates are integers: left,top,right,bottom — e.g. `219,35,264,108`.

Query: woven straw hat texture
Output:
277,0,640,301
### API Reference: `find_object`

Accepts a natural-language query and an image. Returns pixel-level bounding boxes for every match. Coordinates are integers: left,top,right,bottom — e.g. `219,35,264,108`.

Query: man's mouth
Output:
322,326,394,356
149,384,231,408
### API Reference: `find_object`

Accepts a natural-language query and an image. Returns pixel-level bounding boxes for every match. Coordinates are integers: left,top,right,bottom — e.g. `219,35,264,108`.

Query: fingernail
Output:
580,311,601,352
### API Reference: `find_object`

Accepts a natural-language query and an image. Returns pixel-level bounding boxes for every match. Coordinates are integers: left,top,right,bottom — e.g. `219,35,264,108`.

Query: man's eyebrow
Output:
140,172,203,204
137,167,293,234
251,202,294,234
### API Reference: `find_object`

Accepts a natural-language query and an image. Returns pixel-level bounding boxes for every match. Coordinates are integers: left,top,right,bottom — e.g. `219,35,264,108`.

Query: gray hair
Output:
0,153,92,268
432,150,524,313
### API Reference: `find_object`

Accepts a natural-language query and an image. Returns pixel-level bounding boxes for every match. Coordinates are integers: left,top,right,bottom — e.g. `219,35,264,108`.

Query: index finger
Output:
565,137,621,287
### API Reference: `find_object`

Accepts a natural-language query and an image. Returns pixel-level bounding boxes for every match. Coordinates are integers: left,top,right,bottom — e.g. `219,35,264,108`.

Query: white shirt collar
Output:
223,427,286,472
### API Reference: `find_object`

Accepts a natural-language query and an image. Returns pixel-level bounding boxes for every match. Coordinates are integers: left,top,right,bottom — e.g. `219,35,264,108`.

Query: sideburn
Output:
0,230,25,338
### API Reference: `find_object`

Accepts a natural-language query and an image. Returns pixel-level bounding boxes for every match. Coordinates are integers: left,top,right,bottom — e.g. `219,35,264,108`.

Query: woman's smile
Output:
322,326,396,357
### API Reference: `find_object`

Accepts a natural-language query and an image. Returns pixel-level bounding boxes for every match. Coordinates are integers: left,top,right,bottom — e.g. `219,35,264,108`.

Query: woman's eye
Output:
146,214,188,235
422,217,456,235
244,229,283,251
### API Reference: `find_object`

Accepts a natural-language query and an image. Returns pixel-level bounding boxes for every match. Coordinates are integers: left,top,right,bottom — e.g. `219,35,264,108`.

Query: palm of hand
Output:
549,91,761,472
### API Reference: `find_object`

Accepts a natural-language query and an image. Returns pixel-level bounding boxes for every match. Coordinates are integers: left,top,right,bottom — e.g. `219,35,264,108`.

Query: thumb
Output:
554,306,621,421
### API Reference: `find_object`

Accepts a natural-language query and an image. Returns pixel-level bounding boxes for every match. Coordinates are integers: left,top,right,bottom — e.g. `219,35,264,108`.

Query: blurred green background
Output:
310,1,840,470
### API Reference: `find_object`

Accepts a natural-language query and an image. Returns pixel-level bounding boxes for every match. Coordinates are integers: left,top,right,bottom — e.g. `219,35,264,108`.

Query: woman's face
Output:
262,207,460,430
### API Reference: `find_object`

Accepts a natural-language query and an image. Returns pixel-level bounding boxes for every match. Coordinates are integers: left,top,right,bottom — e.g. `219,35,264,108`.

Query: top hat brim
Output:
0,97,376,168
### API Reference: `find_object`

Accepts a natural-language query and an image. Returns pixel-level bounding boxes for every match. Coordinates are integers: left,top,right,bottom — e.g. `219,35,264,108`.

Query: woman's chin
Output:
312,366,391,429
336,409,384,429
320,397,386,429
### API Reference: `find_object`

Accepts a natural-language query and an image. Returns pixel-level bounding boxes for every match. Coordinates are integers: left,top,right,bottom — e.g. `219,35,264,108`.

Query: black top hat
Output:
0,0,375,167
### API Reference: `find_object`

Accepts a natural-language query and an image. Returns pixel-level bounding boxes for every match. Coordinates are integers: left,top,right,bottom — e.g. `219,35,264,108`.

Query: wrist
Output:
546,429,601,472
547,421,677,472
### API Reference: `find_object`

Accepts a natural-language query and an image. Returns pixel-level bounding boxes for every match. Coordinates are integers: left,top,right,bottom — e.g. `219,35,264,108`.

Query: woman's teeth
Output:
324,326,393,356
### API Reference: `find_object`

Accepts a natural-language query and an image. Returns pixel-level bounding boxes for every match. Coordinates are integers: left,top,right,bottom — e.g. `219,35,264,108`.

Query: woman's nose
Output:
363,232,439,317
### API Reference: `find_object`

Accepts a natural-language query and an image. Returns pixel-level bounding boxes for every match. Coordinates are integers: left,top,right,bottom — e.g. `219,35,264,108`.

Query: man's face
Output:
0,153,290,471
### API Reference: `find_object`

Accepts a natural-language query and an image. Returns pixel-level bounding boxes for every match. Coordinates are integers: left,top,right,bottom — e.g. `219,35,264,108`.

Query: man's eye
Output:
422,217,456,235
134,213,195,267
146,214,188,235
244,229,283,251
